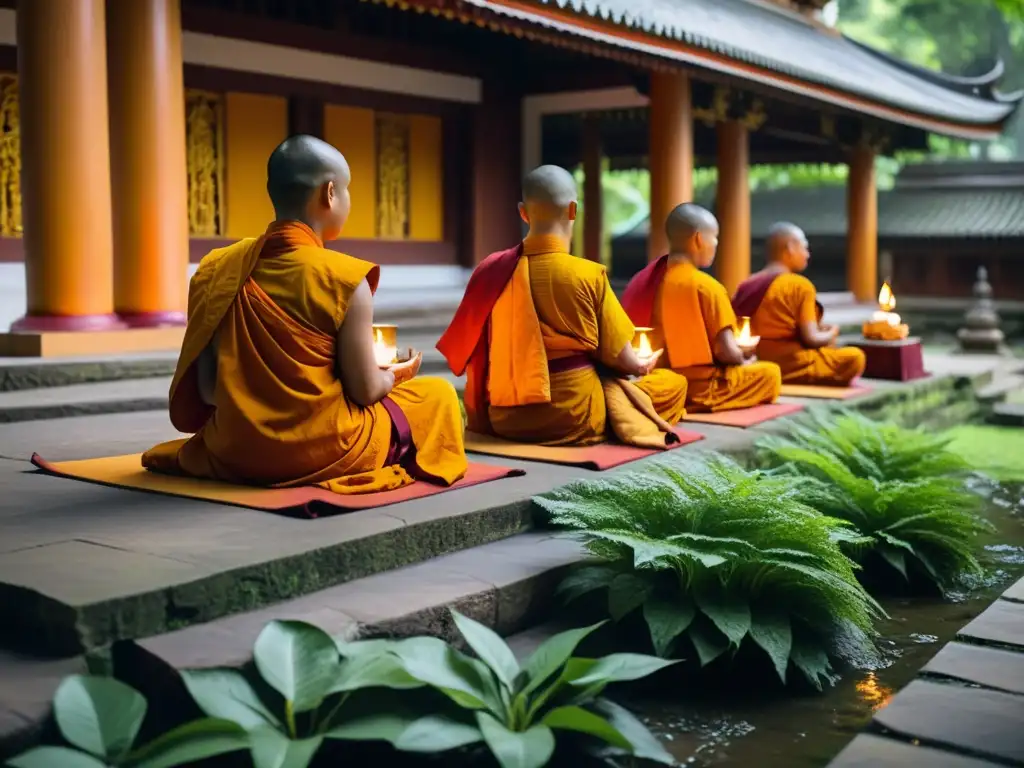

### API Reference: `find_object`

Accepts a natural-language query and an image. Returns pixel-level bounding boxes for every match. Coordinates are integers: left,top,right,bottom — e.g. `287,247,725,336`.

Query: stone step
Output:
990,402,1024,427
975,373,1024,404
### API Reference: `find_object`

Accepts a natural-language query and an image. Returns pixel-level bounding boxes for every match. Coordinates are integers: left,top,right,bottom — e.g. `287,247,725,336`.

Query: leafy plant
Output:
756,411,994,589
534,452,883,690
7,675,247,768
378,610,678,768
181,619,427,768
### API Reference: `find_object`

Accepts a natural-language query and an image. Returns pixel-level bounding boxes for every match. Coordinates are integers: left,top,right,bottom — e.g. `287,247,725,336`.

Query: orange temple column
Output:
11,0,121,332
846,144,878,302
648,71,693,261
582,114,603,262
107,0,189,326
715,120,750,295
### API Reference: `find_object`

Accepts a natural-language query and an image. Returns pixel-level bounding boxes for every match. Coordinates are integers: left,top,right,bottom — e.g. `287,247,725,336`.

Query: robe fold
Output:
144,220,467,494
436,235,687,446
736,270,866,386
623,257,781,413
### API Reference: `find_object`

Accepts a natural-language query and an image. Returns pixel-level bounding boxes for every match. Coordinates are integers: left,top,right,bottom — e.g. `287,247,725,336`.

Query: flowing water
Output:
632,480,1024,768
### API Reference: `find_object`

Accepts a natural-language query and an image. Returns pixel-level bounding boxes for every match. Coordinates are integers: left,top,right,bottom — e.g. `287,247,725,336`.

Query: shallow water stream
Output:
632,481,1024,768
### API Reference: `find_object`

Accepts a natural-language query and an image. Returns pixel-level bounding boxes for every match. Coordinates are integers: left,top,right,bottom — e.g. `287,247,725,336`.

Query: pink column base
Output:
9,313,129,333
117,310,187,328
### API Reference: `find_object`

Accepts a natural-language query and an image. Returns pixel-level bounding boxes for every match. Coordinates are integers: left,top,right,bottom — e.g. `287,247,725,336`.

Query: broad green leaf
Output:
607,573,653,621
249,726,323,768
180,669,280,730
476,712,556,768
790,639,837,691
125,718,249,768
568,653,676,687
330,652,423,693
520,622,605,698
53,674,147,760
326,711,423,744
878,545,909,580
253,620,341,713
541,705,631,749
695,585,751,647
589,698,674,765
451,610,520,692
6,747,107,768
556,565,618,603
394,715,485,752
335,638,397,658
748,607,792,683
688,620,730,667
643,595,695,657
388,636,501,713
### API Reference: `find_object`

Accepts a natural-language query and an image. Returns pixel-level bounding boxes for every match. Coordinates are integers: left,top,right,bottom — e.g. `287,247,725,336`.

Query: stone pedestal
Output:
853,337,928,382
957,266,1009,355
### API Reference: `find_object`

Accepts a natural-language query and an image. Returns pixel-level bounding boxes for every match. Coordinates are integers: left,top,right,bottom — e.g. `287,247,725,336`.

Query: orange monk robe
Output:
143,221,467,494
750,273,866,386
640,260,780,413
437,235,687,447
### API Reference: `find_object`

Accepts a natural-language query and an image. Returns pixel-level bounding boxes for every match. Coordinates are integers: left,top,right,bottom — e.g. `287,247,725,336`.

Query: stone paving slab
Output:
0,377,171,423
830,734,1001,768
957,598,1024,651
1004,575,1024,603
921,641,1024,696
0,652,87,761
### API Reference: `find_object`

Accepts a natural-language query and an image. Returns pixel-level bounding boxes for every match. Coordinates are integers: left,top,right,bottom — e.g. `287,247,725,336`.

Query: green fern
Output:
533,452,883,691
756,411,993,589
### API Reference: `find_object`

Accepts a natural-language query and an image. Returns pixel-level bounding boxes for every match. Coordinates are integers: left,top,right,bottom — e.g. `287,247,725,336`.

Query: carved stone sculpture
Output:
957,266,1010,355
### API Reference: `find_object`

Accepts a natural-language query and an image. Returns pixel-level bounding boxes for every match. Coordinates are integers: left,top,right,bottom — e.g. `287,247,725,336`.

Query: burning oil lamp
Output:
862,282,909,341
736,316,760,352
372,324,398,367
632,326,655,363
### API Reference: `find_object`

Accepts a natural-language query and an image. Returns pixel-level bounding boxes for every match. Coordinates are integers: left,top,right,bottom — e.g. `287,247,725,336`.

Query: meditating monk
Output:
733,222,866,386
436,164,688,448
622,203,781,412
143,135,467,493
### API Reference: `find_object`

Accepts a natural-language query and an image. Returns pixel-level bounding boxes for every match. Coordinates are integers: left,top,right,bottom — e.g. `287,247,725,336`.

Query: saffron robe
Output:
622,256,781,413
736,270,866,386
143,221,467,494
436,235,687,447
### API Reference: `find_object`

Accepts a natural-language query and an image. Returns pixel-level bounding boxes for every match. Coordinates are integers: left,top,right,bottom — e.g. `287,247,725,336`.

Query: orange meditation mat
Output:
463,428,705,470
779,384,872,400
30,453,525,519
683,402,805,428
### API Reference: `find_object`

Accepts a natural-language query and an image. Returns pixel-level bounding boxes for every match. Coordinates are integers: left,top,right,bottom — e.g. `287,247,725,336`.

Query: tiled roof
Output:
615,167,1024,241
461,0,1019,134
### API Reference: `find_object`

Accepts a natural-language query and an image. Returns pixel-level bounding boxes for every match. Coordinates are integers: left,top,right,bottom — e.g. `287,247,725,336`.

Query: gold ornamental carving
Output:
693,86,767,132
185,89,226,237
376,113,409,239
0,74,22,237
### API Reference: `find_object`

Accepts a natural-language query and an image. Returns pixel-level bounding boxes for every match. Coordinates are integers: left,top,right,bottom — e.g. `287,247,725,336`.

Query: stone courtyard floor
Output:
0,348,1023,766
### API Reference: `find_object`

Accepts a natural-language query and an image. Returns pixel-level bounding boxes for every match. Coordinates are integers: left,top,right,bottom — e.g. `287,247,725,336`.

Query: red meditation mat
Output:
779,383,873,400
30,453,525,519
683,402,805,428
463,427,705,470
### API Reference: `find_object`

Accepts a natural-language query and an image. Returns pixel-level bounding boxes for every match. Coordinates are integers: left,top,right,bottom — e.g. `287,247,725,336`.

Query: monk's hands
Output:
821,324,840,346
387,349,422,385
636,348,664,377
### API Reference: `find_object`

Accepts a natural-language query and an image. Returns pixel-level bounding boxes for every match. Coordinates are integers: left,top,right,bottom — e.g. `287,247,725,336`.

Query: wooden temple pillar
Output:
714,119,750,295
470,80,522,264
648,71,693,261
582,113,603,262
11,0,121,332
846,144,878,302
107,0,189,326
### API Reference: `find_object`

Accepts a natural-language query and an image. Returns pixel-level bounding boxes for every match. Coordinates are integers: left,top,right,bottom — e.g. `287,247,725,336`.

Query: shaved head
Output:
666,203,718,244
522,165,578,208
766,221,810,272
267,135,350,217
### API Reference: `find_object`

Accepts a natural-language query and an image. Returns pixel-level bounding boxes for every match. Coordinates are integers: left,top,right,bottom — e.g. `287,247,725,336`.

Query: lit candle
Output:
371,324,398,367
862,281,908,340
633,327,654,362
736,316,759,349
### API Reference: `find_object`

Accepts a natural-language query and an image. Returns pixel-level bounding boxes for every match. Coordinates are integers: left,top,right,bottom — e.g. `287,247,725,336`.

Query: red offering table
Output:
852,337,929,382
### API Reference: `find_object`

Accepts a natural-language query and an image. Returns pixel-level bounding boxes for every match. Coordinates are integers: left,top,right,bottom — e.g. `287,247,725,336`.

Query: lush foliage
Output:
534,453,883,690
944,424,1024,482
9,616,675,768
7,675,247,768
756,411,993,590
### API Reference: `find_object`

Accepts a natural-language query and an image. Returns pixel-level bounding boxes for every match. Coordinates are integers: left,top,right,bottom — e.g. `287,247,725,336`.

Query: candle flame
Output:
374,328,384,344
878,282,896,312
737,316,753,345
636,331,653,359
372,326,397,366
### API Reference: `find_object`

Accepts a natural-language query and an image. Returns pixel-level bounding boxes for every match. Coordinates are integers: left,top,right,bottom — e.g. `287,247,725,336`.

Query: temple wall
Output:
222,92,286,239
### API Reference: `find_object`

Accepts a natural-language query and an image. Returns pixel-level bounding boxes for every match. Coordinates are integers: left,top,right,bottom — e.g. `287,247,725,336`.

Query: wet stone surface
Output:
830,734,1000,768
957,598,1024,650
922,641,1024,696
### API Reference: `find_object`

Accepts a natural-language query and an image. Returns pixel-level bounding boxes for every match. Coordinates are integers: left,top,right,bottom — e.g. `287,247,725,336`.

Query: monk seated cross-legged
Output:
733,222,866,386
437,165,688,448
622,203,781,413
143,135,468,493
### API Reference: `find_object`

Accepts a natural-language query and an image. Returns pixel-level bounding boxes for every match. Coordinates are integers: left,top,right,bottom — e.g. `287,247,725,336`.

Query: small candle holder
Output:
862,282,909,341
632,327,655,363
736,316,760,354
372,324,398,367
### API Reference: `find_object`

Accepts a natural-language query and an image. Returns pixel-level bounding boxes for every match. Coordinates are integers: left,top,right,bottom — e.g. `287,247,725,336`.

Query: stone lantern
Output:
957,266,1010,355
